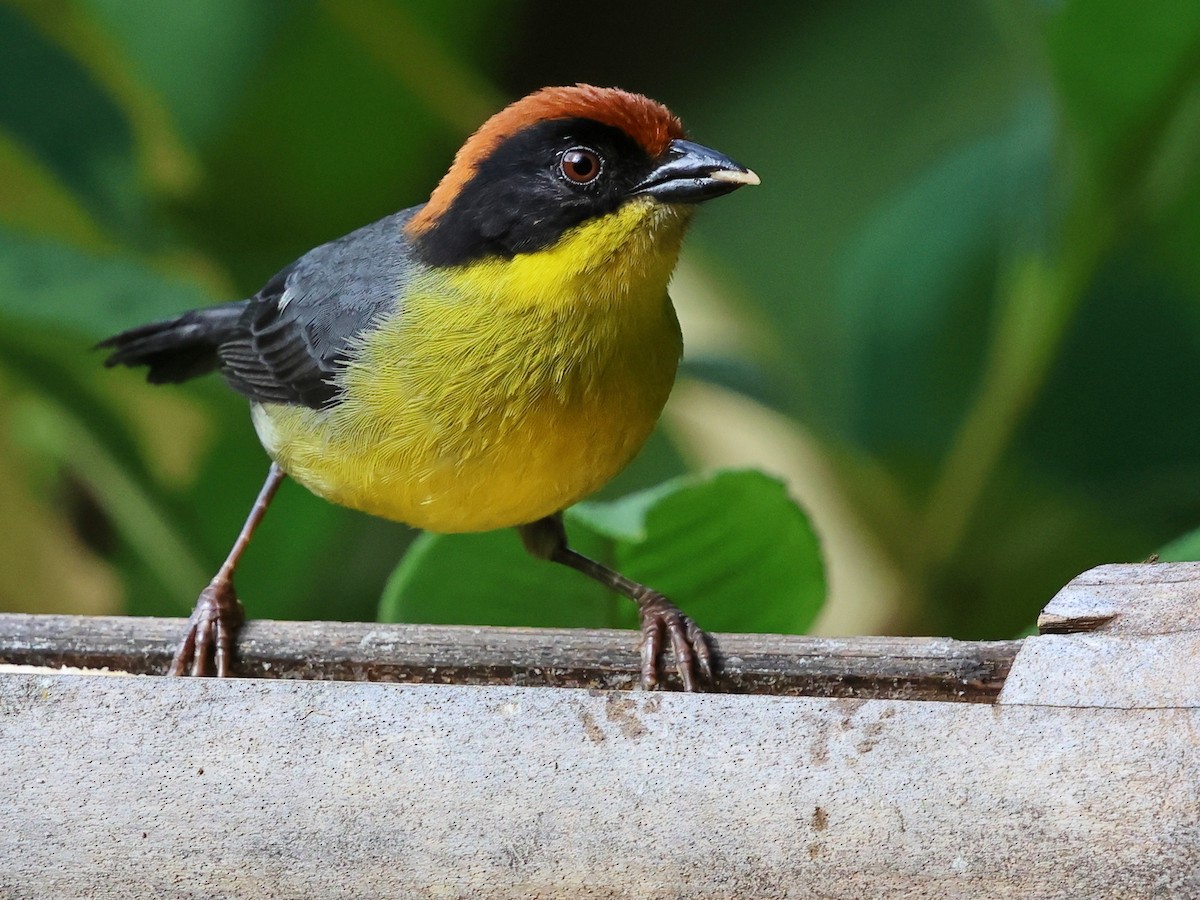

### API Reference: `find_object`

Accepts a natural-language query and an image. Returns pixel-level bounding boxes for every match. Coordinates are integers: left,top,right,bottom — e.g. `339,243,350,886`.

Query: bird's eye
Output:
560,147,603,185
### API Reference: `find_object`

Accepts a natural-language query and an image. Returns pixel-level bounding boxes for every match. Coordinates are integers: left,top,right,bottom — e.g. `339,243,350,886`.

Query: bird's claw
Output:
168,577,244,677
636,590,714,692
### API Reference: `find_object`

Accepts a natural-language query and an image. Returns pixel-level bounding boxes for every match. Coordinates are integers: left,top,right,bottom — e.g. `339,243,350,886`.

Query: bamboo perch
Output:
1,563,1197,898
0,614,1016,701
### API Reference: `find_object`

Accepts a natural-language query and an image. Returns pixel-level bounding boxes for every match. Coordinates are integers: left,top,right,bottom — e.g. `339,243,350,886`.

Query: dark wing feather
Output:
217,207,423,409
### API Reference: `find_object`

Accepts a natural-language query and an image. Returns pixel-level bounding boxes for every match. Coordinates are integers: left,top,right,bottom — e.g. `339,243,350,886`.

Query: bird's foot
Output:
168,576,245,677
635,590,714,692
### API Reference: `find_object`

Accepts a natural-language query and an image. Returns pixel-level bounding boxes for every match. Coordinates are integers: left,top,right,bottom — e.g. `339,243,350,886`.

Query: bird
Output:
98,84,759,691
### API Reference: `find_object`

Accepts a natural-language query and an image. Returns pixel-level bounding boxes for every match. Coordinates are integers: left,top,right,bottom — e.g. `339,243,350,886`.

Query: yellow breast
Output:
253,199,688,532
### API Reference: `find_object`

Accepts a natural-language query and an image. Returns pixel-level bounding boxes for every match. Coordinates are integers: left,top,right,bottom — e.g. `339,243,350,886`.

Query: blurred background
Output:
3,0,1200,640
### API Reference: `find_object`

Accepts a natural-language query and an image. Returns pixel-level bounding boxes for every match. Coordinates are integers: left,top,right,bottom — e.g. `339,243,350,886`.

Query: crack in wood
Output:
1037,612,1119,634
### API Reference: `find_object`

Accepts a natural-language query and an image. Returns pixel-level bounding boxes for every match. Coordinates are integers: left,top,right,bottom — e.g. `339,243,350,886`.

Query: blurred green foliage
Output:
2,0,1199,640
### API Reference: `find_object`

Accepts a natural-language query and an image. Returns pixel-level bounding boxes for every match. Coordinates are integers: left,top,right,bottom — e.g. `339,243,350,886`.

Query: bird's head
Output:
406,85,758,272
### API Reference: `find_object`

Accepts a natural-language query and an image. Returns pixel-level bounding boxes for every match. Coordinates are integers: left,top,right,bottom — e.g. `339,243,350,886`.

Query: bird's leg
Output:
169,463,286,677
518,514,714,691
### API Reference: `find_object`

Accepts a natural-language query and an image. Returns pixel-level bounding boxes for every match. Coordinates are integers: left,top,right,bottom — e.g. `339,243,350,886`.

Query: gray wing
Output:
218,207,423,409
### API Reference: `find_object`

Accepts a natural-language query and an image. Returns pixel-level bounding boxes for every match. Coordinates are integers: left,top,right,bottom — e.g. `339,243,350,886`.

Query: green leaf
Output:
611,471,825,634
379,470,825,635
377,528,617,628
570,479,680,543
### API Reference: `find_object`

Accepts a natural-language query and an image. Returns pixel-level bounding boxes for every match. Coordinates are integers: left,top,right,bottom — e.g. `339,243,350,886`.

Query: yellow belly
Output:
252,202,687,532
252,345,676,532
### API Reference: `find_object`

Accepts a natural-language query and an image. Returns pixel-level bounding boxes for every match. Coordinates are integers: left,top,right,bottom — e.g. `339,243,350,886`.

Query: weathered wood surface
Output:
1,562,1198,898
1,673,1197,899
999,632,1200,708
0,613,1018,701
1012,561,1200,710
1038,561,1200,634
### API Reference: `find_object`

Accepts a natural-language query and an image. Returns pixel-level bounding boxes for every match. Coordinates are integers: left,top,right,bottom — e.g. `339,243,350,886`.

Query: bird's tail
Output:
96,300,248,384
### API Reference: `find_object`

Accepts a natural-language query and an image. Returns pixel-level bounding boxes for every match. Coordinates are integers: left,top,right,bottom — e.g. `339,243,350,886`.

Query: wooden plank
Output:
1,672,1196,899
1039,562,1200,635
0,614,1018,702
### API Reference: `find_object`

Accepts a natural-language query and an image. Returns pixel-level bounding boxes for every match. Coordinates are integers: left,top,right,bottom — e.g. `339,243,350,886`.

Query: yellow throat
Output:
253,198,689,532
